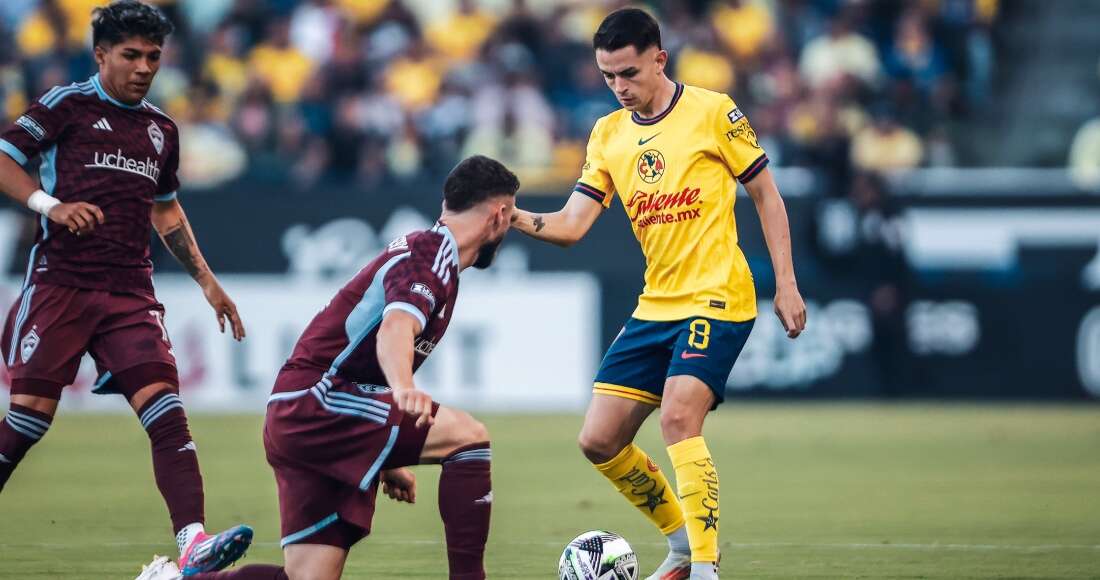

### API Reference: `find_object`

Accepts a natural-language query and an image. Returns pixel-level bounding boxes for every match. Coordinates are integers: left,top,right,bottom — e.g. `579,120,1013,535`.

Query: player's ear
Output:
94,44,107,67
492,201,508,230
654,49,668,73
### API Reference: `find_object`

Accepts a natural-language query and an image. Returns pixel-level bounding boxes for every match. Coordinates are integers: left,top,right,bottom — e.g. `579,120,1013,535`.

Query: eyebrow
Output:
600,67,639,77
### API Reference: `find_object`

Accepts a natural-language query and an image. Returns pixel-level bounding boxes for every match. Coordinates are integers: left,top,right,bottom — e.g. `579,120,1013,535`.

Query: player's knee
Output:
577,431,623,465
659,406,702,442
457,414,490,447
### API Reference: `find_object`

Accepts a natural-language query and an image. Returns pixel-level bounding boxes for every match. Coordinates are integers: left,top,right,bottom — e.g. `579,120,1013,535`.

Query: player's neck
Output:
436,215,484,271
635,78,678,119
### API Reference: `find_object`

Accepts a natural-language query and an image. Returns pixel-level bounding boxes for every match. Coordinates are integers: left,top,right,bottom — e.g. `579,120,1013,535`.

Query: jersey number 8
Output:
688,319,711,350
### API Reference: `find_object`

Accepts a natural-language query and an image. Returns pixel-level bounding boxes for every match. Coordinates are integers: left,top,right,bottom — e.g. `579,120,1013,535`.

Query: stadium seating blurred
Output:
0,0,1022,192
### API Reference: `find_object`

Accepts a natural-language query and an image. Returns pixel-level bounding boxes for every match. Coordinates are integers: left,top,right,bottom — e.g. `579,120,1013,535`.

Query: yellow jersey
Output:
575,83,767,323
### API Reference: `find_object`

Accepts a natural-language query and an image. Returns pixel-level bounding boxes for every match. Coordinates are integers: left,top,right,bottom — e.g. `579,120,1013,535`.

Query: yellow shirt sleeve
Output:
714,95,769,184
574,117,615,207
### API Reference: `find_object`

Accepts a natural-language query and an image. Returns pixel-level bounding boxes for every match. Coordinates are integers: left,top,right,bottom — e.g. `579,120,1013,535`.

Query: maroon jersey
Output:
273,223,460,394
0,74,180,293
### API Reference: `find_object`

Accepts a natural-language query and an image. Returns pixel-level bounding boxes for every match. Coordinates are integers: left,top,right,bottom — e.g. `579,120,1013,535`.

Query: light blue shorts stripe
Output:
280,512,340,548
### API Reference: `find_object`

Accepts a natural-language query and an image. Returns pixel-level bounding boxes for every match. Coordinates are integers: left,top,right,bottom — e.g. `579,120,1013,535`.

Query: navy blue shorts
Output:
593,317,754,406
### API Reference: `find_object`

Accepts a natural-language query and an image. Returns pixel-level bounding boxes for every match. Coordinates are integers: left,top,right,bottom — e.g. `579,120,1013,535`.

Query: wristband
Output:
26,190,60,217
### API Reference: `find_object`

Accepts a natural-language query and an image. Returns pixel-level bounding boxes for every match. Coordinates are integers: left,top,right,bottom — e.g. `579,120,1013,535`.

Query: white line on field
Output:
1,541,1097,552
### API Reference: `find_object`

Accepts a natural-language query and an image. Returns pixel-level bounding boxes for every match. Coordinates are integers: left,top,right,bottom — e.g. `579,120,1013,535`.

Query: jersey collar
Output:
90,74,143,110
631,82,683,126
433,222,461,268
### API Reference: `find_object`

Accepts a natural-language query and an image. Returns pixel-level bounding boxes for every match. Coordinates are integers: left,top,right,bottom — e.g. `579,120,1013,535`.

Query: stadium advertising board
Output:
2,189,1098,404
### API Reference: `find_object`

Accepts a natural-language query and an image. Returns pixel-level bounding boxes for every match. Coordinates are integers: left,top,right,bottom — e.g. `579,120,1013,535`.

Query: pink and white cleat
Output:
178,525,254,576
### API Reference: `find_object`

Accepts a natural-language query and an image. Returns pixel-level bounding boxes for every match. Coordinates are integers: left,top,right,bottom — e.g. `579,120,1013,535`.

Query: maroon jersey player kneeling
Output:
135,155,519,580
0,1,252,576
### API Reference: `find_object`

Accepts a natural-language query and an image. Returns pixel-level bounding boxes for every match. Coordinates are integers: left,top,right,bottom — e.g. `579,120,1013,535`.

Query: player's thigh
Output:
2,284,95,390
578,393,657,461
86,291,177,398
592,318,678,406
283,543,348,580
418,405,489,463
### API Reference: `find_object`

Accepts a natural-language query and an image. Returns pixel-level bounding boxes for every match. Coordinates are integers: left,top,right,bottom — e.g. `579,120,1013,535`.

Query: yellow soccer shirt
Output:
575,83,768,323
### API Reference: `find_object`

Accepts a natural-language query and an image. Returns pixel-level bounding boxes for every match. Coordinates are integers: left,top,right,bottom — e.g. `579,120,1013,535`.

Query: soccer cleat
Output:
689,560,720,580
689,551,721,580
134,555,182,580
178,524,254,576
644,551,691,580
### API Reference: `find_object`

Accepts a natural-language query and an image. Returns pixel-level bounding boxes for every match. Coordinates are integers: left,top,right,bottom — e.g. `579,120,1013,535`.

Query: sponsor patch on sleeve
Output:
387,235,409,252
15,115,46,142
727,108,745,124
410,282,436,309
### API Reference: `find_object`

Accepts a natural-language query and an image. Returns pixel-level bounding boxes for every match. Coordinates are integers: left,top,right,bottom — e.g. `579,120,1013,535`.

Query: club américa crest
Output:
637,149,665,184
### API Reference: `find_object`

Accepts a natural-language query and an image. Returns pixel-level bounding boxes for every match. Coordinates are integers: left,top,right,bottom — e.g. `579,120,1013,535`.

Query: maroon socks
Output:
0,404,52,490
138,391,204,533
438,444,492,580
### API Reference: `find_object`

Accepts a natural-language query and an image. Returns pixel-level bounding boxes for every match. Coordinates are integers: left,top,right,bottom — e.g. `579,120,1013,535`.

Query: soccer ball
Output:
558,530,639,580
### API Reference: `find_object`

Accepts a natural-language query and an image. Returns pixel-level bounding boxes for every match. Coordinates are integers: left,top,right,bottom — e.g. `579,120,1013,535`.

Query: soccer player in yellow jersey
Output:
511,8,807,579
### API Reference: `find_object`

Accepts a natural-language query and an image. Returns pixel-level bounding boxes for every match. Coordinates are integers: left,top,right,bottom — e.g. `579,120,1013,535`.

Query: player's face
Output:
94,36,163,104
473,197,515,269
595,45,668,112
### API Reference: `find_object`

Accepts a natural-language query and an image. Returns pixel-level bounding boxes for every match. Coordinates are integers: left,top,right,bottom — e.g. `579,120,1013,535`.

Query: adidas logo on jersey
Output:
178,441,197,453
93,118,113,131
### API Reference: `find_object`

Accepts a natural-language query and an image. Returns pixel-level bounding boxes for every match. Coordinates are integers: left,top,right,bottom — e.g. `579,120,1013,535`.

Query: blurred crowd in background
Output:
0,0,1015,192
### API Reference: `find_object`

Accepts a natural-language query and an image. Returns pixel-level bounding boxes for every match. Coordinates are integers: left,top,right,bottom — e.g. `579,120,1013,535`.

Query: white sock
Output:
176,522,205,555
666,525,690,555
690,561,719,578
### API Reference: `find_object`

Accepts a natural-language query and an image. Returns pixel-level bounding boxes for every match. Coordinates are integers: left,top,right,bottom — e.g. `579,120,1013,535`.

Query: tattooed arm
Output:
152,199,246,340
510,192,604,247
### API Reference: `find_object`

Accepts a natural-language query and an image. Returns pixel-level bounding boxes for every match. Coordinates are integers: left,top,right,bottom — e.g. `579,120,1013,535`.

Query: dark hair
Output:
593,8,662,53
443,155,520,212
92,0,174,48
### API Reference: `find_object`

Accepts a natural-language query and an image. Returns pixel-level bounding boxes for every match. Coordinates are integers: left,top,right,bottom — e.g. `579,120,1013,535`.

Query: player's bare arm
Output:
511,191,604,247
151,198,245,340
377,309,435,428
743,167,807,338
0,150,104,235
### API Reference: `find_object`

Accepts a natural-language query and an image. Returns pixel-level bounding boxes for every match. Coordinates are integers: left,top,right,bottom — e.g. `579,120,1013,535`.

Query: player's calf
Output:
0,402,54,490
422,407,492,580
134,386,205,534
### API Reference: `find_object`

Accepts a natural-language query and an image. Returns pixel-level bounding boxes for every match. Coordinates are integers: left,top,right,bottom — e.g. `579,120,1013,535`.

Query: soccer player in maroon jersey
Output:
135,155,518,580
0,1,252,575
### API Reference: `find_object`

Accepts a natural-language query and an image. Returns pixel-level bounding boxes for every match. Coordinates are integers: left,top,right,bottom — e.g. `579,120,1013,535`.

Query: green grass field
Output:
1,404,1099,579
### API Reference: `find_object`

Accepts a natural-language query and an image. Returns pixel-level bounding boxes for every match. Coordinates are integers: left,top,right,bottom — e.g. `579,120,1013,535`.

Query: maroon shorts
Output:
1,283,178,399
263,375,438,550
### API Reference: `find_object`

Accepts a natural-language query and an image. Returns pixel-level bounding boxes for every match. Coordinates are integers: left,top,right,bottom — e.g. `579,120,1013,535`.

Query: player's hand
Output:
393,387,434,429
774,282,807,338
201,277,246,341
381,468,417,504
48,202,104,236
